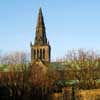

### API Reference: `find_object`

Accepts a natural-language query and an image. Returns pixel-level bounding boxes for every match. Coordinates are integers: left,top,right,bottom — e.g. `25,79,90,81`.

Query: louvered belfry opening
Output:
31,7,51,63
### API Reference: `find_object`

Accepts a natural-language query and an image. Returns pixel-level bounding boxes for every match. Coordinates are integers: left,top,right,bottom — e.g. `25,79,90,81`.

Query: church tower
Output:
30,8,51,63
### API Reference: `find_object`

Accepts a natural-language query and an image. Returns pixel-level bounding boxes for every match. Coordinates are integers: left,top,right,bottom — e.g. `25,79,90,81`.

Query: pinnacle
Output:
37,7,45,28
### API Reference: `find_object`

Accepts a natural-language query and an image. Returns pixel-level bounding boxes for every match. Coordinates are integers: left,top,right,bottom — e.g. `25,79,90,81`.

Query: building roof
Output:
48,62,70,70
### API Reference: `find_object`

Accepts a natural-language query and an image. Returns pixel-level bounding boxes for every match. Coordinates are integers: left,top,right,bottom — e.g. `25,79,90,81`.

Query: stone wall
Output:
51,92,63,100
75,89,100,100
51,87,74,100
63,87,74,100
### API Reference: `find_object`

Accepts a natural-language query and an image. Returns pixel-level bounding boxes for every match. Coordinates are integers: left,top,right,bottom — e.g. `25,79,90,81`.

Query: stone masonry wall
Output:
75,89,100,100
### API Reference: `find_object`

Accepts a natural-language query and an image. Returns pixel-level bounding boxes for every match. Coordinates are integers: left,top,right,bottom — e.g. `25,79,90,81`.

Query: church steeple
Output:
35,7,47,45
31,8,51,63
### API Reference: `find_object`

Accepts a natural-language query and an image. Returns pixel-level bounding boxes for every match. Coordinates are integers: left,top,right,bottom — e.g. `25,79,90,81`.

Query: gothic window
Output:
31,48,34,60
40,49,42,59
33,49,36,59
43,49,45,59
37,49,39,59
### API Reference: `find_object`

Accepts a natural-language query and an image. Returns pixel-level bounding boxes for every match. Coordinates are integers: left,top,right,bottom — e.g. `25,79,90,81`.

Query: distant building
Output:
0,7,100,100
29,8,100,100
30,8,51,63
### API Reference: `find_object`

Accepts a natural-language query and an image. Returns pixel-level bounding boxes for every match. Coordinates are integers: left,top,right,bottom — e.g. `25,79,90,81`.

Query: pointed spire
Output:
34,7,47,45
36,7,45,28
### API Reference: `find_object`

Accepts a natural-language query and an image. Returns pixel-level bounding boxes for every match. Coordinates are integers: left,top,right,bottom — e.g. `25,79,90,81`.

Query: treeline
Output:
0,51,59,100
56,49,100,89
0,50,100,99
0,51,29,65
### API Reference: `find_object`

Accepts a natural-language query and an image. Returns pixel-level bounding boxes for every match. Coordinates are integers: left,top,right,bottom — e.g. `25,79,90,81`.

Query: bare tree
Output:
0,51,29,65
57,49,100,89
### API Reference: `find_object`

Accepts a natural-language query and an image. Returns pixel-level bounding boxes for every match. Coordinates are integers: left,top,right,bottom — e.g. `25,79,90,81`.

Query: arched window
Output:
33,49,36,59
43,49,45,59
37,49,39,59
40,49,42,59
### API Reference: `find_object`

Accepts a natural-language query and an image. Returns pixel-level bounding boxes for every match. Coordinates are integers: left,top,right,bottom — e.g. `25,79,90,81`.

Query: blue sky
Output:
0,0,100,60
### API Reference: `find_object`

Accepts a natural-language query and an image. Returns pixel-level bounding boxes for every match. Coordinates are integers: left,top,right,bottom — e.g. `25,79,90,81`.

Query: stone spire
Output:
34,7,47,45
31,7,51,63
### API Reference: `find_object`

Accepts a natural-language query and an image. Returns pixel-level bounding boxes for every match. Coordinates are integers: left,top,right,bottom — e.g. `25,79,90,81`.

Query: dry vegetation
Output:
57,49,100,89
0,50,100,99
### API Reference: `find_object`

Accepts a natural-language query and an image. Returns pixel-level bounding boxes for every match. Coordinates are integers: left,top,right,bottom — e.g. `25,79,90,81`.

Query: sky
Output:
0,0,100,60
